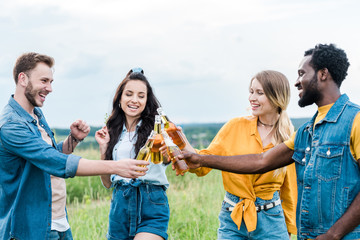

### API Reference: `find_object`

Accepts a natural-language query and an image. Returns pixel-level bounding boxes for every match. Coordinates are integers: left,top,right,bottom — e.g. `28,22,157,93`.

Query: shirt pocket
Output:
315,146,343,181
292,150,307,185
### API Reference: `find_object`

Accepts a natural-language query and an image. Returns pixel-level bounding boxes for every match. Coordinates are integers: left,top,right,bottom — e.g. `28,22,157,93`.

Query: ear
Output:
17,72,28,87
318,68,329,81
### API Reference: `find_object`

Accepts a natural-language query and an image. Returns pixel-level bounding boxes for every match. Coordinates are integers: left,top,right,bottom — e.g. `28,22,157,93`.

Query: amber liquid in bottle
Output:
136,131,155,169
161,130,189,174
157,107,186,149
151,115,164,164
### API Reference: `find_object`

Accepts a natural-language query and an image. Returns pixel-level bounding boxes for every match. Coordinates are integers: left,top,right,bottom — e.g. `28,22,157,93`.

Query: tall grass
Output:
67,148,296,239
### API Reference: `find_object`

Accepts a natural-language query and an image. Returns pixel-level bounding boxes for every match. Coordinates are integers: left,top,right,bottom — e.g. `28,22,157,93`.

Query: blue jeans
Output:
48,228,73,240
107,180,170,240
218,191,288,240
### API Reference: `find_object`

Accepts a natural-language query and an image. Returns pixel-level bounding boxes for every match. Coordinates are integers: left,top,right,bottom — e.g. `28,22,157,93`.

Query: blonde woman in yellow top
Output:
187,70,297,239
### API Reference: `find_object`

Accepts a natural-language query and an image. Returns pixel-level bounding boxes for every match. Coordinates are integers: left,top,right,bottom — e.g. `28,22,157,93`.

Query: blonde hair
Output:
251,70,294,176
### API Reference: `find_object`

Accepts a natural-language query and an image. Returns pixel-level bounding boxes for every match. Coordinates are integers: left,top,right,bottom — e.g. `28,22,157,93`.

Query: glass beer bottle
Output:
157,107,186,149
136,131,155,168
151,115,164,164
161,129,189,174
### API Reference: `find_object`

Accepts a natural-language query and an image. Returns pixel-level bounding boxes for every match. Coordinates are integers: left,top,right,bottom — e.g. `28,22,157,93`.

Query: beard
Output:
24,80,39,107
298,75,322,107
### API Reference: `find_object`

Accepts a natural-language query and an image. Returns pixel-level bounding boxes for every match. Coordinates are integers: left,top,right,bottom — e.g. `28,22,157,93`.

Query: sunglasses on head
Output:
131,67,144,74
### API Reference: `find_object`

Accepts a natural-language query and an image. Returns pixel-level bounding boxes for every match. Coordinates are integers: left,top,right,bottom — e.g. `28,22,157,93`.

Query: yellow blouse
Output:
192,116,297,234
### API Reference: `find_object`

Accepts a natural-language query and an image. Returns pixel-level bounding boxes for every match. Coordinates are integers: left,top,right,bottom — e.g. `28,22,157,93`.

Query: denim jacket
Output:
293,94,360,239
0,96,80,240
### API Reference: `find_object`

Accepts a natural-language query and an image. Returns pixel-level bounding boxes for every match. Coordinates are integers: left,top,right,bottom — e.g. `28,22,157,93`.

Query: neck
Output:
257,114,278,128
13,90,35,115
126,117,139,132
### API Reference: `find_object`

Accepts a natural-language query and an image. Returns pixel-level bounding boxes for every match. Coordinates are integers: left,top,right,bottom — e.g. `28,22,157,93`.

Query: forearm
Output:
76,158,114,176
63,135,80,154
198,143,294,174
324,192,360,239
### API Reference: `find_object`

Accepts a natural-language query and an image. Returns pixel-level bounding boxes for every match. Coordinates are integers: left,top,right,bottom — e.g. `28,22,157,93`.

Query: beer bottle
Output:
157,107,186,149
136,130,155,169
151,115,164,164
161,129,189,174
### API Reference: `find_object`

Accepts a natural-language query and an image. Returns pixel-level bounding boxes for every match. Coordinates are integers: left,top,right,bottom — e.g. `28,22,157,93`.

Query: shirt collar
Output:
122,120,142,133
8,95,43,124
250,116,258,136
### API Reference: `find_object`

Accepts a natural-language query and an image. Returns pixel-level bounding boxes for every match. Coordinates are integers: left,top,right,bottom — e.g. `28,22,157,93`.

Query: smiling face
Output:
23,62,53,108
295,56,322,107
120,80,148,123
249,78,277,117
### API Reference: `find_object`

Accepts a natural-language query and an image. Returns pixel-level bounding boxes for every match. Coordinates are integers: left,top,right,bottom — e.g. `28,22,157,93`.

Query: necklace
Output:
258,118,274,127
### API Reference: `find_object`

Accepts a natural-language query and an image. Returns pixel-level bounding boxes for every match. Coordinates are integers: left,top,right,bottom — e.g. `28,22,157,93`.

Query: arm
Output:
314,160,360,240
180,142,294,174
76,158,148,179
62,120,91,154
95,126,112,188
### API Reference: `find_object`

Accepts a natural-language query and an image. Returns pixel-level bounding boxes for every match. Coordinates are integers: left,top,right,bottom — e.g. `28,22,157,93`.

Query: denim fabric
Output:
0,96,81,239
293,94,360,240
218,191,288,240
49,229,73,240
107,179,169,240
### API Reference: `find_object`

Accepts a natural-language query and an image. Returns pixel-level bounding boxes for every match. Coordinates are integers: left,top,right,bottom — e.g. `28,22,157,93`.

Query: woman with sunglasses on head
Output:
180,70,297,239
95,68,170,240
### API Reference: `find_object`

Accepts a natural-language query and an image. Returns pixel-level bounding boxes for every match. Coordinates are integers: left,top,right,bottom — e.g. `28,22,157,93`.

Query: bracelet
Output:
69,131,84,143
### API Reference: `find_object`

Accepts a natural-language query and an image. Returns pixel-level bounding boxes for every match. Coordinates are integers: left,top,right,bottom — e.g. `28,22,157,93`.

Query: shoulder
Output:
226,116,255,126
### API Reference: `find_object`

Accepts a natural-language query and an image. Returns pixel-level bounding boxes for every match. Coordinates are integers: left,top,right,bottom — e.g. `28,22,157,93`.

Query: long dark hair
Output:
105,69,161,160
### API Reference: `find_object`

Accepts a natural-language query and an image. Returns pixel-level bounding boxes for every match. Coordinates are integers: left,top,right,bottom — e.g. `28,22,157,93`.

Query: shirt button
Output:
306,147,310,152
302,158,306,163
327,149,331,156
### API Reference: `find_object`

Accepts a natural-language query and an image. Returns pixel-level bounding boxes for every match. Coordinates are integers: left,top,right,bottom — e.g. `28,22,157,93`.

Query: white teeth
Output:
128,105,138,109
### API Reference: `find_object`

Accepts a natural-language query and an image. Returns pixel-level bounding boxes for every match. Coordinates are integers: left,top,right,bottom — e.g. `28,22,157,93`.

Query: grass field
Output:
67,148,296,239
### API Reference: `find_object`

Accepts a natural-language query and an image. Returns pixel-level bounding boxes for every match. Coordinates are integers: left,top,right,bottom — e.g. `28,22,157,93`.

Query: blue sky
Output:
1,0,360,127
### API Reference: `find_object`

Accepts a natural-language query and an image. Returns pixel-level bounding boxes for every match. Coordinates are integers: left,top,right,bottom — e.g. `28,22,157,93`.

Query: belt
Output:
224,195,281,212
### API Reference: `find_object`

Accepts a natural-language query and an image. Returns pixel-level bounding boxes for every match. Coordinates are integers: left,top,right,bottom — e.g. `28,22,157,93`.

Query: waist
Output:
224,191,281,212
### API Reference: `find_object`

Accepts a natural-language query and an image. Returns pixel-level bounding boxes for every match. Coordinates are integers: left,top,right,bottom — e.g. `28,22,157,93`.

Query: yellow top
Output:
284,104,360,161
192,116,297,234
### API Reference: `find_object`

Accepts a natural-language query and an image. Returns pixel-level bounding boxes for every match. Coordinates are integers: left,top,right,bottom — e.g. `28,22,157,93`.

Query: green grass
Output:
67,148,297,239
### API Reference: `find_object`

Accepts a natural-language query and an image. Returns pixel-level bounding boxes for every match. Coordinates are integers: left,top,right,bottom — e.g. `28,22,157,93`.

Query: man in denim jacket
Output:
181,44,360,240
0,52,149,240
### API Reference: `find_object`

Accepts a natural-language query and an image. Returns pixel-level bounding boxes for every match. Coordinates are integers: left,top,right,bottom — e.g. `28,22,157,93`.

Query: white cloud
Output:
1,0,360,127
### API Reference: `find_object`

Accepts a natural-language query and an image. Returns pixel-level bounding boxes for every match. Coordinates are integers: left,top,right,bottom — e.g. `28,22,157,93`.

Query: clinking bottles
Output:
157,107,186,149
136,130,155,168
151,115,164,164
161,129,189,174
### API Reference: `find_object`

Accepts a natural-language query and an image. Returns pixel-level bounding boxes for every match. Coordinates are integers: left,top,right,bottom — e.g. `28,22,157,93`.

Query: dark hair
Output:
105,69,161,160
304,43,350,87
13,52,54,84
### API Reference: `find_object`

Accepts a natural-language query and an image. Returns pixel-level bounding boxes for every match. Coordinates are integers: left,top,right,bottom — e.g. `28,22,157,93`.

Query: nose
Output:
45,82,52,93
249,93,256,101
294,79,301,89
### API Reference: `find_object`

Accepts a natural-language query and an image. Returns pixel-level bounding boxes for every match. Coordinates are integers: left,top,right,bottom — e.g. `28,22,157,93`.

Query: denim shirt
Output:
0,96,81,240
293,94,360,240
111,123,169,188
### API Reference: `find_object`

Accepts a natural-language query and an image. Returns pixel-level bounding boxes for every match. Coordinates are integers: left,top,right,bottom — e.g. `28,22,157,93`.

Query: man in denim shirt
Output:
181,44,360,240
0,52,149,240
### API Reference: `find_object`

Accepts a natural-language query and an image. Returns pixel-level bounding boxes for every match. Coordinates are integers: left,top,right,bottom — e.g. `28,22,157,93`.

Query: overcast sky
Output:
1,0,359,128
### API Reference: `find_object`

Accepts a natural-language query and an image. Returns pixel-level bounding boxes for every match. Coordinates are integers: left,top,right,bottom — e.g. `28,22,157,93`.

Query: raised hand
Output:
70,119,90,141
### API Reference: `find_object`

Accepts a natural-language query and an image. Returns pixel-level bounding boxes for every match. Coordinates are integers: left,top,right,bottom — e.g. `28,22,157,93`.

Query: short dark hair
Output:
304,44,350,87
13,52,54,84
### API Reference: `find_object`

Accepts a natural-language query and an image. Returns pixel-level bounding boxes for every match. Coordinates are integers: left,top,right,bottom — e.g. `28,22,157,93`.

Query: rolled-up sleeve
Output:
1,121,80,178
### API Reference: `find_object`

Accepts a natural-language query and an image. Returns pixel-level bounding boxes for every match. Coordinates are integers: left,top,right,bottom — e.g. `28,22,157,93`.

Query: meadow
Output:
66,148,297,240
66,148,225,239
